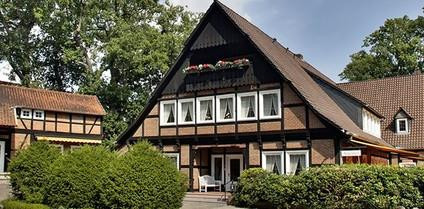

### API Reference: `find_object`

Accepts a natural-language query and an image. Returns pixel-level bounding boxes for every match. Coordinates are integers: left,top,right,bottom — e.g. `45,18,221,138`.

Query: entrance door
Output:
225,155,243,191
0,141,5,172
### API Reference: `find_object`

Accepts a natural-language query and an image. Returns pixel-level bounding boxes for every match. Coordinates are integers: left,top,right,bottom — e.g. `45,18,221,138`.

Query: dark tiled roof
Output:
338,74,424,150
0,84,106,126
217,1,391,147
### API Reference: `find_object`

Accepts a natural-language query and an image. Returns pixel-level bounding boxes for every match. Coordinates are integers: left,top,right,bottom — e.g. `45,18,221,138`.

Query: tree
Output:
0,0,200,144
340,14,424,81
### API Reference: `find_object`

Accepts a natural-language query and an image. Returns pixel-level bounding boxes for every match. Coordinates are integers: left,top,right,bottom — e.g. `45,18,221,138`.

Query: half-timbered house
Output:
0,82,105,172
116,1,422,191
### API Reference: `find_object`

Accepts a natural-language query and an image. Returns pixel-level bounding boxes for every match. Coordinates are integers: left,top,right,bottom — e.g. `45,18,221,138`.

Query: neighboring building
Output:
0,82,106,172
116,1,422,191
338,73,424,166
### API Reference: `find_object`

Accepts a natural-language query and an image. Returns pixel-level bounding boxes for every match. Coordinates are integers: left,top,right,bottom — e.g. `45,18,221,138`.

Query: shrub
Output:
1,199,50,209
8,142,60,203
100,141,187,209
233,165,424,209
44,146,117,208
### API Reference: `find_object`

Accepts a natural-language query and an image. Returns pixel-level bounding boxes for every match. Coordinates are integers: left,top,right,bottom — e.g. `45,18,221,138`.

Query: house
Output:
338,73,424,166
116,1,422,191
0,82,106,172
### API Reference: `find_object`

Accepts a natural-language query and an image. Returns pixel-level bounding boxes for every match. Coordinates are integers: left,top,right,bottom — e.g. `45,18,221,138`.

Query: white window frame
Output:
216,94,236,123
164,153,180,169
178,98,195,125
196,96,215,124
259,89,281,119
396,118,409,134
237,92,257,121
20,109,32,119
33,110,45,120
261,151,284,174
160,100,177,126
51,144,64,154
211,154,224,182
70,145,81,152
285,150,309,175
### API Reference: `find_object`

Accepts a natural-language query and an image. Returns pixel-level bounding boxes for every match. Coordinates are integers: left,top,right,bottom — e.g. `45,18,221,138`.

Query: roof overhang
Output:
37,136,102,144
350,139,423,159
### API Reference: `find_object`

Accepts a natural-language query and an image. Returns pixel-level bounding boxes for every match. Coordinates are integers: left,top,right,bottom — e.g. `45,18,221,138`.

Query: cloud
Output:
169,0,254,20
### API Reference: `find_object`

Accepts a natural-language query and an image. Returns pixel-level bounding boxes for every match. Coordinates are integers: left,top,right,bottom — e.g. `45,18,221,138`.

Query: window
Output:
285,150,309,175
178,98,194,124
160,100,176,126
216,94,235,122
70,145,81,152
164,153,179,169
51,144,64,154
396,118,409,134
362,109,381,138
262,151,284,174
197,96,214,123
211,155,224,181
20,109,32,119
259,89,281,119
237,92,257,121
33,110,45,120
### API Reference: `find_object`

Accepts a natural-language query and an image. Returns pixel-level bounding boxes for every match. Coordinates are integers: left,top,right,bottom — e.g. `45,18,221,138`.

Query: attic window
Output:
396,118,409,134
20,109,32,119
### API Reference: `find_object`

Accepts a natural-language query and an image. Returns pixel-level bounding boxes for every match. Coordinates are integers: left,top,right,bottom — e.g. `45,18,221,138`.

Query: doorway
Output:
0,141,5,173
211,154,243,191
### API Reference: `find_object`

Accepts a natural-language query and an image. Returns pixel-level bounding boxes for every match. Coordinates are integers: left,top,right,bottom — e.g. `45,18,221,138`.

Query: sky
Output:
1,0,422,82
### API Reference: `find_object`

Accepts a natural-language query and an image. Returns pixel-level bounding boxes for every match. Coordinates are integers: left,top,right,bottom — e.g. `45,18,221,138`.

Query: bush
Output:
233,165,424,209
100,141,187,209
8,142,60,203
44,146,117,208
1,199,50,209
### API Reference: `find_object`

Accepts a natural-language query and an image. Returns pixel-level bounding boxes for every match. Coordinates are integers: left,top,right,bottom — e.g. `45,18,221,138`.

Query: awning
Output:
37,136,102,144
350,139,423,159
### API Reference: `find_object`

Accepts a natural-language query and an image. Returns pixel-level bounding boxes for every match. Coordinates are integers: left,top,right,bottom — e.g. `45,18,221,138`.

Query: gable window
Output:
34,110,45,120
396,118,409,134
237,92,257,121
259,89,281,119
160,100,176,126
216,94,235,122
164,153,179,169
20,109,32,119
362,109,381,138
197,96,214,123
178,98,194,124
285,150,309,175
262,151,284,175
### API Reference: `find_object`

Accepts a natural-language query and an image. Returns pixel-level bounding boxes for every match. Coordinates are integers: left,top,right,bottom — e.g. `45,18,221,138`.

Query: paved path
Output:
182,201,241,209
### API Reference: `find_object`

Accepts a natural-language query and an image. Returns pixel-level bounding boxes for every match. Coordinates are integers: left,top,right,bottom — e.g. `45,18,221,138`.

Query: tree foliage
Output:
340,14,424,81
0,0,200,144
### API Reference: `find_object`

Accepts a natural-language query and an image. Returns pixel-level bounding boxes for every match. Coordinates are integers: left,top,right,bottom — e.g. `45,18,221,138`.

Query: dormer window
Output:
396,118,409,134
20,109,32,119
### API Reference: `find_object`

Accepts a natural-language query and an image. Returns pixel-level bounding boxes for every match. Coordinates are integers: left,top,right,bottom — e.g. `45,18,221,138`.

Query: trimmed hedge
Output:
8,141,186,209
233,165,424,209
44,146,116,208
100,141,187,209
8,142,60,203
1,199,50,209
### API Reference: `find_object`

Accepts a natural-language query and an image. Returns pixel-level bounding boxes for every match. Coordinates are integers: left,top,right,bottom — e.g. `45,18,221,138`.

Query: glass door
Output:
225,155,243,191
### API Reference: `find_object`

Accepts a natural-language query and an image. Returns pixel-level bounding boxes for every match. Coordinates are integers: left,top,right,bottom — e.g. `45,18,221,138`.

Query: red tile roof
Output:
338,74,424,150
0,84,106,126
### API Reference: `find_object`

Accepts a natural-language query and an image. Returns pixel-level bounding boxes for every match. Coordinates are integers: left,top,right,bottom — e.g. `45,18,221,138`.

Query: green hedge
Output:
44,146,116,208
1,199,50,209
233,165,424,209
8,142,60,203
100,141,187,209
8,141,186,209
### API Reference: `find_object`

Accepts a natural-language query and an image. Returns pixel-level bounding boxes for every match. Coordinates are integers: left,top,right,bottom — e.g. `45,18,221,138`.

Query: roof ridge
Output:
0,84,98,98
338,73,424,86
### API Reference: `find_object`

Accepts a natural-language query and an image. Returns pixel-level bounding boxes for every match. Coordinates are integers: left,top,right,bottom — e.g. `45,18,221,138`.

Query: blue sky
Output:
171,0,423,82
1,1,422,82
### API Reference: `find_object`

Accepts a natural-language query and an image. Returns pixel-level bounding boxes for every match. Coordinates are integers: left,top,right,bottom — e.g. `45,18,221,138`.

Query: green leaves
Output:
340,14,424,81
